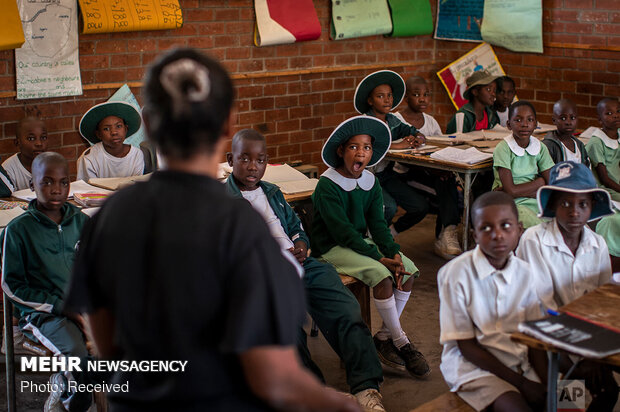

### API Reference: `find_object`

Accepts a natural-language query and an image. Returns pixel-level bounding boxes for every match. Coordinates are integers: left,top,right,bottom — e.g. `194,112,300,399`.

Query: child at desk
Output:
77,101,153,181
311,116,430,380
492,101,555,228
438,191,547,412
446,70,500,134
543,99,590,166
225,129,385,411
2,115,49,190
1,152,92,412
493,76,516,128
517,161,618,411
586,97,620,201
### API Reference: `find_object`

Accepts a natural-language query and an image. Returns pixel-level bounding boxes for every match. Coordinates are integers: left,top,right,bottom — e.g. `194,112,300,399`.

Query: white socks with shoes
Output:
374,295,409,348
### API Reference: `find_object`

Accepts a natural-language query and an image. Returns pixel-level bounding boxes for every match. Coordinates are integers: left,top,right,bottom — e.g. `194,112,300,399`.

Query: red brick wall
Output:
0,0,618,176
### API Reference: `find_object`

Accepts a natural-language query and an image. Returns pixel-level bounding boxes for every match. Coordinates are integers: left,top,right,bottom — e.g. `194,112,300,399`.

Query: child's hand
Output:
292,240,308,264
519,378,546,408
380,256,410,289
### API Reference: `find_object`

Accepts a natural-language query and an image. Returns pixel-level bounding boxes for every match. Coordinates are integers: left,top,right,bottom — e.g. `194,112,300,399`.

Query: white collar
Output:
505,134,541,156
591,128,619,149
322,168,375,191
541,219,599,256
471,245,515,283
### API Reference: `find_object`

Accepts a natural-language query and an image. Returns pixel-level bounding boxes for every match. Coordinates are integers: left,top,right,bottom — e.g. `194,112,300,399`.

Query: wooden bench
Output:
339,274,371,330
410,392,474,412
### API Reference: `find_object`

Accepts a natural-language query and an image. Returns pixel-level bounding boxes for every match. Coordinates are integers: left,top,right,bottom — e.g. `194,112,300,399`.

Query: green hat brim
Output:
322,116,391,169
463,72,500,101
354,70,405,114
79,101,142,145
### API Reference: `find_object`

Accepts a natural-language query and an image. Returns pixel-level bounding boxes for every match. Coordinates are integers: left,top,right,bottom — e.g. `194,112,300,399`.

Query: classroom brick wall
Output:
0,0,618,177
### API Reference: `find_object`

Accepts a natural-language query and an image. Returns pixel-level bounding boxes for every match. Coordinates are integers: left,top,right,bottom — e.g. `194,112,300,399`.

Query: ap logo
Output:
558,379,585,412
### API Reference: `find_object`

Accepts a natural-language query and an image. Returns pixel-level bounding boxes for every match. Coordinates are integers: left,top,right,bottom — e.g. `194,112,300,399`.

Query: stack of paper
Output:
430,147,493,165
88,174,151,191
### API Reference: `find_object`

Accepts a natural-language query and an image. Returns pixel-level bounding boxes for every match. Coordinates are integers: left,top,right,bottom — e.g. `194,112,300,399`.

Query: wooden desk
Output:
283,190,314,203
386,151,492,250
511,284,620,411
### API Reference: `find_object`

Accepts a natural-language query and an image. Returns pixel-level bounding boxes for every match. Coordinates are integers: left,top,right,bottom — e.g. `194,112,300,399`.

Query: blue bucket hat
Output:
354,70,405,114
321,116,391,169
537,161,614,221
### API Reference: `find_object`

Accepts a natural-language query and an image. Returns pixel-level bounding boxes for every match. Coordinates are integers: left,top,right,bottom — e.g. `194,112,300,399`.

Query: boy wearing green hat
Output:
312,115,430,380
77,101,153,181
446,70,500,134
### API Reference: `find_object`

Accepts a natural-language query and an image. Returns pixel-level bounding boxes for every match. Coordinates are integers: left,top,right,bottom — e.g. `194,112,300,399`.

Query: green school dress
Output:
596,212,620,257
492,135,555,228
586,129,620,201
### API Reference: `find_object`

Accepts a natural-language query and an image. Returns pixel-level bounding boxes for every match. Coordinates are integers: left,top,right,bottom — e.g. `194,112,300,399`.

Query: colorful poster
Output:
254,0,321,47
387,0,433,37
436,43,506,109
330,0,393,41
15,0,83,100
481,0,543,53
0,0,25,51
434,0,483,42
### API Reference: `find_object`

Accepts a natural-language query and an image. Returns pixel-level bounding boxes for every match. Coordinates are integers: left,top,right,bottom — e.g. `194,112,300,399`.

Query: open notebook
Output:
88,174,151,190
430,147,493,165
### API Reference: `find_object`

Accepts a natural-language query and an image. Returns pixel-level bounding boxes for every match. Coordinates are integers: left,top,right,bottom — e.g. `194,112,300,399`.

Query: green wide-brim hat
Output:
354,70,405,114
322,115,391,169
79,101,142,145
463,69,500,101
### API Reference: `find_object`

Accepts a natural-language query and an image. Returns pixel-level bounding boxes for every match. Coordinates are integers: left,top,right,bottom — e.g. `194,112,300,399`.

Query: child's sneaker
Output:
434,225,462,260
373,335,405,370
44,373,67,412
396,342,431,379
354,388,386,412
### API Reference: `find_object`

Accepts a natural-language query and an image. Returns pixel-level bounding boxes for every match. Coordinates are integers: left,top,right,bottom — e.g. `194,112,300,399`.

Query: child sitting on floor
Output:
447,70,500,134
1,152,92,412
586,97,620,201
517,161,618,411
438,191,547,412
543,99,589,166
225,128,385,411
77,101,153,181
311,115,430,380
493,76,516,127
493,101,555,228
2,115,49,190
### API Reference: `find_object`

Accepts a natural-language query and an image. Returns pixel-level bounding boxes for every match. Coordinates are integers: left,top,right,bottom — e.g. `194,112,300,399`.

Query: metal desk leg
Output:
462,172,471,250
547,351,559,412
4,296,16,412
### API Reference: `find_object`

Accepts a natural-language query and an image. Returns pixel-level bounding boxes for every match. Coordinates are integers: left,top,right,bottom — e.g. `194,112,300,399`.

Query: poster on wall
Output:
480,0,543,53
15,0,82,100
330,0,393,41
436,43,505,109
434,0,483,42
254,0,321,46
387,0,433,37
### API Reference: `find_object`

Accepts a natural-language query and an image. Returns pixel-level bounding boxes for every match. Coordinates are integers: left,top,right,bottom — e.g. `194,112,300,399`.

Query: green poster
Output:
330,0,393,40
388,0,433,37
480,0,543,53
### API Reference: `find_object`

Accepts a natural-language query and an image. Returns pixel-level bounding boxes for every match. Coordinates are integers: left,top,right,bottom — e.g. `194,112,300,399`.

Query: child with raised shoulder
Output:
447,70,500,134
543,99,589,166
493,101,555,228
77,101,153,181
586,97,620,201
354,70,429,238
311,115,430,380
2,115,49,190
493,76,516,127
517,161,618,411
225,129,385,411
438,191,547,412
1,152,92,412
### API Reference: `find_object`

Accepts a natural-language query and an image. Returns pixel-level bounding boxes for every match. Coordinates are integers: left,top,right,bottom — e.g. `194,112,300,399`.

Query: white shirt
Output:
561,141,581,163
241,187,295,251
497,108,509,127
438,246,545,391
77,142,145,181
393,112,442,136
517,219,611,310
2,154,31,191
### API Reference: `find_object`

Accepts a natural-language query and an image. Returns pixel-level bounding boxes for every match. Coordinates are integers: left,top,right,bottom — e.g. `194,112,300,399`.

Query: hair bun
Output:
160,58,210,117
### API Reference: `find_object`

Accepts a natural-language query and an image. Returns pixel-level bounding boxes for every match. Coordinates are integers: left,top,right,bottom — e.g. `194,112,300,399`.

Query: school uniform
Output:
446,102,500,134
76,142,145,181
496,107,509,127
542,131,590,166
66,170,306,411
0,164,15,196
492,135,555,228
225,177,383,394
2,153,30,190
393,112,442,137
586,129,620,201
597,212,620,258
1,201,92,411
438,246,545,411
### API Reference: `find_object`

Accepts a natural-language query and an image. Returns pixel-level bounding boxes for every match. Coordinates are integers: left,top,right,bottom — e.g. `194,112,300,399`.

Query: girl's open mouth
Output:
353,161,363,172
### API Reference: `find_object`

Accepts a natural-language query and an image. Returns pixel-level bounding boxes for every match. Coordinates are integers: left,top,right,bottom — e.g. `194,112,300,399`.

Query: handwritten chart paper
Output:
0,0,25,51
434,0,483,42
15,0,82,100
78,0,183,34
254,0,321,47
330,0,393,41
481,0,543,53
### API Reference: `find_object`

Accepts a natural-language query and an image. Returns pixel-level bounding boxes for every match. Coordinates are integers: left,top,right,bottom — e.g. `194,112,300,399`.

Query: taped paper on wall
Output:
0,0,25,51
387,0,433,37
78,0,183,34
434,0,483,42
254,0,321,47
330,0,393,41
480,0,543,53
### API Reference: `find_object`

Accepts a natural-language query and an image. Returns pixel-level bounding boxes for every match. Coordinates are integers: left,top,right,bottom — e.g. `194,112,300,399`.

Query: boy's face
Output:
599,100,620,132
367,84,393,115
472,204,522,269
507,105,537,145
552,192,592,235
30,162,70,216
227,138,267,191
472,83,496,106
405,83,431,113
495,81,515,109
96,115,128,150
552,103,578,136
16,119,48,161
336,134,373,179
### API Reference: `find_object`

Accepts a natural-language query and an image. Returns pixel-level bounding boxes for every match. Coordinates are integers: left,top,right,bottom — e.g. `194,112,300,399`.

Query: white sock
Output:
393,289,411,318
389,224,398,238
374,296,409,348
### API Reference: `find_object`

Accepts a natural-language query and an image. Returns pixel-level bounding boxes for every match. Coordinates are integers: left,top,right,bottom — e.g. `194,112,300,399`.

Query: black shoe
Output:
373,335,405,371
397,343,431,378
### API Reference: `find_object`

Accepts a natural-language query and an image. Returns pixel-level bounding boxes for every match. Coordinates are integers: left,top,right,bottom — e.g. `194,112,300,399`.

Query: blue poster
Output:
434,0,483,42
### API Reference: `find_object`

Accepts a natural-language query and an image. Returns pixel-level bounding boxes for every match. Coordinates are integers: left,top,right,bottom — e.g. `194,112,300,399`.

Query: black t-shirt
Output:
67,170,306,411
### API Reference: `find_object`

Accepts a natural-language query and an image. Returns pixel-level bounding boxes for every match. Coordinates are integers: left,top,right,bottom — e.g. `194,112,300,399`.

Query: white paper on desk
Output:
88,175,150,191
430,147,493,165
0,207,25,228
12,180,110,201
276,178,318,194
263,164,309,183
535,122,557,134
389,145,439,154
579,126,598,139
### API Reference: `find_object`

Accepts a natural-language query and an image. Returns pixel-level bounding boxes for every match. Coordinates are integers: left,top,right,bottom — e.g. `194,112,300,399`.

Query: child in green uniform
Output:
311,115,430,379
597,213,620,273
446,70,500,134
492,101,555,228
586,97,620,201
